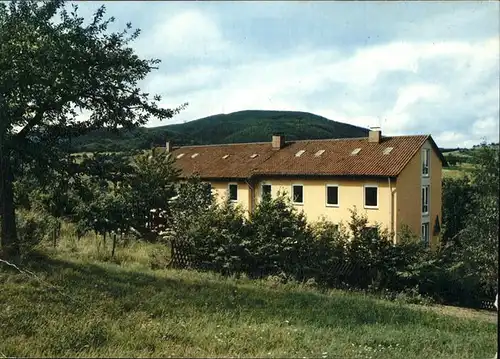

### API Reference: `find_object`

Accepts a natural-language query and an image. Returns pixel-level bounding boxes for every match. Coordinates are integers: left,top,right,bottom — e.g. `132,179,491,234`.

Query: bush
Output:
161,174,496,308
247,192,315,279
16,209,59,254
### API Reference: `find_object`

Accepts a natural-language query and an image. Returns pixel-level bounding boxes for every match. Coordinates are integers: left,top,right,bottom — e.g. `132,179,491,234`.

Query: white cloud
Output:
472,117,499,139
99,1,498,149
137,10,231,60
147,35,498,147
434,131,470,149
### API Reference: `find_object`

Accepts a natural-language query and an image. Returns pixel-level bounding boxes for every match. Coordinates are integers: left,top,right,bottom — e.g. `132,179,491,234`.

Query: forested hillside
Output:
70,110,370,152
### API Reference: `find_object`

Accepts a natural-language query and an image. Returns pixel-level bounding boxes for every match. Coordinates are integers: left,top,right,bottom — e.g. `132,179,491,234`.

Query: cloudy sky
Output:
74,1,499,148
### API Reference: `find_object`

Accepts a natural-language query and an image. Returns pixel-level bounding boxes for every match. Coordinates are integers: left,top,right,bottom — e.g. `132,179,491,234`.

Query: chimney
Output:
272,133,285,150
368,127,381,143
165,141,172,153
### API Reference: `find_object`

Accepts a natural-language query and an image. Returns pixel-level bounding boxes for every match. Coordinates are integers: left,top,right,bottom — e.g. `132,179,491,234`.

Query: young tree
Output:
456,143,499,296
126,150,180,240
441,176,474,244
0,0,186,257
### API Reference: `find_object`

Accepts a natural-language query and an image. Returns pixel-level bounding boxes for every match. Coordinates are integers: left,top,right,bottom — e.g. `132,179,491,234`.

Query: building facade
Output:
162,129,446,248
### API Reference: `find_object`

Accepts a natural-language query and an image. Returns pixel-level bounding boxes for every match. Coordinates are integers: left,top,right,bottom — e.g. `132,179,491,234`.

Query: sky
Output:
72,1,499,148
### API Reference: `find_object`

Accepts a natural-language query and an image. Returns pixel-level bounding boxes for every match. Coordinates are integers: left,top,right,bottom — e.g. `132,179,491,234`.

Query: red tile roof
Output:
167,135,445,179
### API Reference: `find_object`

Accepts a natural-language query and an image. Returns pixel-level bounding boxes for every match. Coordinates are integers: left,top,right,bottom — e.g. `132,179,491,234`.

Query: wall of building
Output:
205,142,442,246
210,180,252,214
395,140,443,249
429,141,443,249
253,177,395,232
395,150,421,241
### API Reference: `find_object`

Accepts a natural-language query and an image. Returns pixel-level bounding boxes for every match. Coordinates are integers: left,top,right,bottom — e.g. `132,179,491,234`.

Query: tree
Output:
452,143,499,297
125,150,180,240
0,0,186,257
441,176,474,244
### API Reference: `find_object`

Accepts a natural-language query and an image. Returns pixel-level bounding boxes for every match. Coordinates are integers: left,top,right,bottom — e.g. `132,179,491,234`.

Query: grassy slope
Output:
71,110,369,152
442,163,475,179
0,236,497,358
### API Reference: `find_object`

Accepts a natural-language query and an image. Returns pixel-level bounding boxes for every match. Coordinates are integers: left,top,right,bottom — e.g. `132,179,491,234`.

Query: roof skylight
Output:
222,154,230,159
314,150,325,157
383,147,394,155
176,153,185,159
250,153,258,158
351,148,361,155
295,150,306,157
191,153,199,158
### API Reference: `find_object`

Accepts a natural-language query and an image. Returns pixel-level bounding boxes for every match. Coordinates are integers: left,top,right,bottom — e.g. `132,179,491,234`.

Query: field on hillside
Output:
442,163,475,178
0,236,497,359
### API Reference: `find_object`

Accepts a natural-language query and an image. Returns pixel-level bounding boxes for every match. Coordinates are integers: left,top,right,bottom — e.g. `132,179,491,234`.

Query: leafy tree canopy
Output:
0,0,185,257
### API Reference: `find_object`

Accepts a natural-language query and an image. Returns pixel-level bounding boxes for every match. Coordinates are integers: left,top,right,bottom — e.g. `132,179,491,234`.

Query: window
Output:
421,185,429,214
364,185,378,208
422,149,430,176
292,184,303,204
326,185,339,206
261,184,272,199
228,183,238,201
421,222,430,246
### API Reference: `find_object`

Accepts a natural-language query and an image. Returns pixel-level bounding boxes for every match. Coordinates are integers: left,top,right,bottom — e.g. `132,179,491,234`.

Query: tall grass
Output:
0,234,497,358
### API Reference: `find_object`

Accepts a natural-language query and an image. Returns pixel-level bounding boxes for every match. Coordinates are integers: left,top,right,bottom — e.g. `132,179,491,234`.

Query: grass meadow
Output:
0,232,497,358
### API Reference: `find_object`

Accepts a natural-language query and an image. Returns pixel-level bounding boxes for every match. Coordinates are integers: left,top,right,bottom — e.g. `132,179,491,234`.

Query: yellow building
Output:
165,129,447,248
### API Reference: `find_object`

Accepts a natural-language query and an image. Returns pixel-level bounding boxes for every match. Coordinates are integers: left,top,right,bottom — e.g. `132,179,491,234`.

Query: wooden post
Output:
112,234,117,258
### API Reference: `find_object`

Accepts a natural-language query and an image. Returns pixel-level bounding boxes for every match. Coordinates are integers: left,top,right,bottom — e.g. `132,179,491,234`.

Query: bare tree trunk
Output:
0,148,20,259
112,233,117,257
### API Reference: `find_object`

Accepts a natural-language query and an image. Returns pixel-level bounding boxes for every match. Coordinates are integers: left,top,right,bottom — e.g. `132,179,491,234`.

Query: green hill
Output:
70,110,370,153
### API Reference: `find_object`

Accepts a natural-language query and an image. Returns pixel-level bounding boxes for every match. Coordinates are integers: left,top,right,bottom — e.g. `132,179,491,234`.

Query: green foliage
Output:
1,0,185,257
453,143,499,297
247,193,314,279
15,208,59,254
69,110,370,152
69,150,179,242
441,176,474,244
168,176,213,235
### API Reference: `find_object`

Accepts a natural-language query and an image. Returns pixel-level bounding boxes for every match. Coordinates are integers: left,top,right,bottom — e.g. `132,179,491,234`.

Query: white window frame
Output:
261,182,272,200
291,184,304,205
421,222,430,246
325,184,339,207
228,183,238,202
422,149,430,177
364,184,378,209
421,185,430,215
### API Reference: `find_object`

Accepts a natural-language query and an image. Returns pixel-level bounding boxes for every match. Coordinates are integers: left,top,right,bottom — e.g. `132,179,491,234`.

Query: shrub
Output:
183,200,250,275
160,176,497,308
247,192,319,279
16,208,59,254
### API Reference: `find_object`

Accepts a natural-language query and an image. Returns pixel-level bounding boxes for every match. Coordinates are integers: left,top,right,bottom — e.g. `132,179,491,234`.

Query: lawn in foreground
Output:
0,247,497,358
